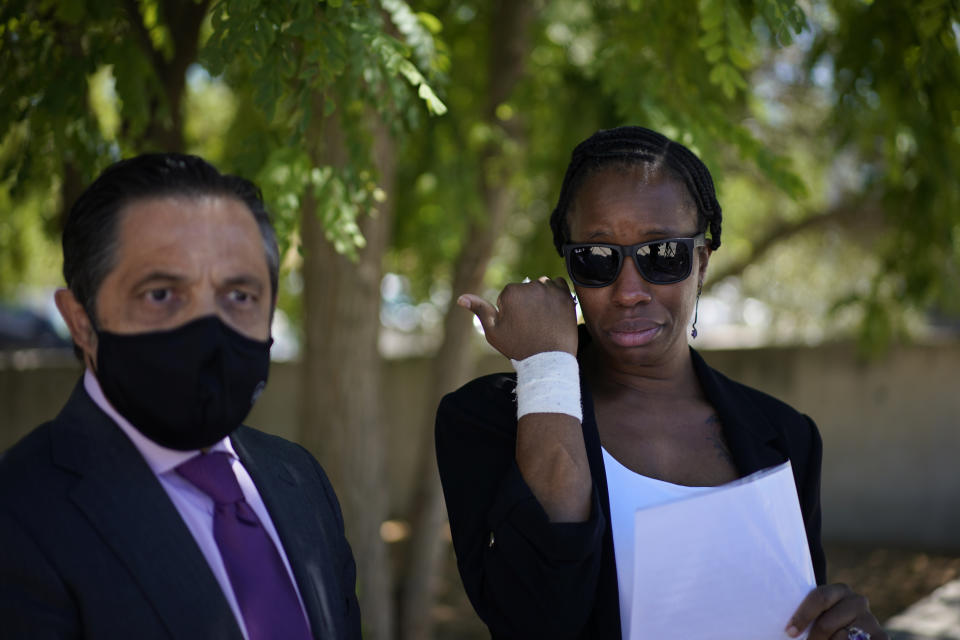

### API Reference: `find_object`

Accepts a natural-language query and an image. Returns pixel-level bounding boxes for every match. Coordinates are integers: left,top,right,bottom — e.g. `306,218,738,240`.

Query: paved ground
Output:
431,542,960,639
886,578,960,640
825,542,960,624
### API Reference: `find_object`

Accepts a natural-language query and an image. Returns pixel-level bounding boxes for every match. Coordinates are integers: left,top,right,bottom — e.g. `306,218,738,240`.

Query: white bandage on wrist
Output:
510,351,582,422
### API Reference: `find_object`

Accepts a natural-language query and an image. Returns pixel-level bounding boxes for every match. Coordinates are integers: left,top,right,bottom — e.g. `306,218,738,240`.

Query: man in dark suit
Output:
0,154,361,639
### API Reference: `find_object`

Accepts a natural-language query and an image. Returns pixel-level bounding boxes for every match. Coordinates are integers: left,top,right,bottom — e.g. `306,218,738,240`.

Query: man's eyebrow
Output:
130,271,187,290
223,275,266,294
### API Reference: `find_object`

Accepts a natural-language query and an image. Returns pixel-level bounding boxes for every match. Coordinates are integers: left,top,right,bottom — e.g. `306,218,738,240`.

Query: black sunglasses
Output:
562,233,706,287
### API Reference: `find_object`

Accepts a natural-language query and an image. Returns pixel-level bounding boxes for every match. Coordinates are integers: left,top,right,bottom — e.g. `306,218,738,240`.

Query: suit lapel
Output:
53,383,241,638
232,430,340,640
690,349,787,475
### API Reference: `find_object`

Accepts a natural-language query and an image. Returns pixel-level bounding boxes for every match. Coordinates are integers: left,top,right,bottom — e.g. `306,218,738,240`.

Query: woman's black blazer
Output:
436,343,825,640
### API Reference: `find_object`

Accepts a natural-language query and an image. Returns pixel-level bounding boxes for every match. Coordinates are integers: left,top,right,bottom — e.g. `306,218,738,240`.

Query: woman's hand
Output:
787,583,888,640
458,276,579,360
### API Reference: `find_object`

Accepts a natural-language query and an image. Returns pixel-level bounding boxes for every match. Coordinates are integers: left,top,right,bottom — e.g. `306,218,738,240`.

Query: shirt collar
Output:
83,368,236,475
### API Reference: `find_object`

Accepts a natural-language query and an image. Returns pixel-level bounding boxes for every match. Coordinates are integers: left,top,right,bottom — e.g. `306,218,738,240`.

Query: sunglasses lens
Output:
636,240,692,283
568,245,621,286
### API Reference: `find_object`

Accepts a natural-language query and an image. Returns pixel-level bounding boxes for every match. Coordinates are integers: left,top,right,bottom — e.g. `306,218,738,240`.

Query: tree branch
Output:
705,197,885,290
123,0,211,151
161,0,212,83
122,0,168,80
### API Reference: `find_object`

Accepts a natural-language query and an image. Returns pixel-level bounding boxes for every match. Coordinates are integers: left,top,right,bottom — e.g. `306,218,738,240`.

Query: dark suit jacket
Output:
0,381,360,639
436,344,825,640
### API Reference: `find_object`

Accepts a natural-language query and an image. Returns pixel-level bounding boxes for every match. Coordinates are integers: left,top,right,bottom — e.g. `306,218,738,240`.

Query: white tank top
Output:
601,447,713,639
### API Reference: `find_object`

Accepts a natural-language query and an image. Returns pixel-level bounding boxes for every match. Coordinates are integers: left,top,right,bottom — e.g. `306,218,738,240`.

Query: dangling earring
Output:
691,283,702,339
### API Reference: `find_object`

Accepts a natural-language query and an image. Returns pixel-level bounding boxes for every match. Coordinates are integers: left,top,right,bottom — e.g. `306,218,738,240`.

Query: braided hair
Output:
549,126,722,254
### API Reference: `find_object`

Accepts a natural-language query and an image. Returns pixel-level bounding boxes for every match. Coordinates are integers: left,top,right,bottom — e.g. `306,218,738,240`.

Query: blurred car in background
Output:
0,303,72,351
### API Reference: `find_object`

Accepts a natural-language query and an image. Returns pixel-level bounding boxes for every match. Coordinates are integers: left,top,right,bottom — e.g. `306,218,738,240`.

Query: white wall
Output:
3,341,958,550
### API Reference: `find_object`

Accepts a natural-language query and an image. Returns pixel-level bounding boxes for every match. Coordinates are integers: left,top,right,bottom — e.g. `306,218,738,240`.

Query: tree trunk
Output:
124,0,210,151
300,104,397,640
399,3,537,638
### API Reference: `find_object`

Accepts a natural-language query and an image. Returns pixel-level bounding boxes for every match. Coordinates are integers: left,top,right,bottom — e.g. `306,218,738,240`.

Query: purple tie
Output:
176,451,313,640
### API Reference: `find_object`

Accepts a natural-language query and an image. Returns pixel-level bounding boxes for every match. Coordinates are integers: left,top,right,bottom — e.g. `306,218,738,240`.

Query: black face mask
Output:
95,315,272,451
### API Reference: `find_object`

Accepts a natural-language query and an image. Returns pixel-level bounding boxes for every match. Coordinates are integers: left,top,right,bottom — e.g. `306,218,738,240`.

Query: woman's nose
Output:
611,256,653,306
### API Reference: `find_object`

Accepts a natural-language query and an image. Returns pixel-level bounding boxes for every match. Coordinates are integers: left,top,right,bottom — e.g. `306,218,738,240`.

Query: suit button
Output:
488,531,495,548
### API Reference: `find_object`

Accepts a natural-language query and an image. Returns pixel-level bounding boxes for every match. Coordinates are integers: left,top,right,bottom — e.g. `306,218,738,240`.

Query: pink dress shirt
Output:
83,369,311,639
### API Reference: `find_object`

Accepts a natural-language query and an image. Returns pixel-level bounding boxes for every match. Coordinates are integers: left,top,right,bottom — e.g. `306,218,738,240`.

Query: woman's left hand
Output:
786,583,888,640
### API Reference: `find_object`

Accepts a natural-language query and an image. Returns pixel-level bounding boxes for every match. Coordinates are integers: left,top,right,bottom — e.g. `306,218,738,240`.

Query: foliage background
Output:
2,1,958,349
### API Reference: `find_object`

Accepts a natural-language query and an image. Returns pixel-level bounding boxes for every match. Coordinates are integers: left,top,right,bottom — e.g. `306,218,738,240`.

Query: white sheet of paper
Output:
629,461,815,640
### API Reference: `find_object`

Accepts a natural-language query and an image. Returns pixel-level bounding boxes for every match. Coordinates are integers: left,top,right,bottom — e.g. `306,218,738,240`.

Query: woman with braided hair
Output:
436,126,884,639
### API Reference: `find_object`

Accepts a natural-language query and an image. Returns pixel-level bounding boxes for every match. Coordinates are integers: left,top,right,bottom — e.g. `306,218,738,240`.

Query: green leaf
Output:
698,0,724,30
698,28,724,49
418,82,447,115
728,45,751,70
416,11,442,35
708,62,727,86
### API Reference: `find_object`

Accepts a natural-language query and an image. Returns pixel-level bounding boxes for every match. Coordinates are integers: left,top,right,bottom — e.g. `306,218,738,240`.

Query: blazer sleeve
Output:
794,415,827,585
304,451,362,640
0,510,78,639
435,374,606,639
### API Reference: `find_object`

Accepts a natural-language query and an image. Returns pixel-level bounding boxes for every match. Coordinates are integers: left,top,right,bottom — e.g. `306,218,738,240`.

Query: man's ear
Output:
54,288,97,368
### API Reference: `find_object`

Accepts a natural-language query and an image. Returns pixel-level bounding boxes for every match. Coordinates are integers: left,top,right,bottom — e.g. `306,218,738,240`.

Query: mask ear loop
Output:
691,282,702,339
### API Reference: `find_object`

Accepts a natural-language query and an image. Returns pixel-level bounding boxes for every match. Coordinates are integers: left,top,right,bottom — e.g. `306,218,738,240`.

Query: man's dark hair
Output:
549,126,723,253
62,153,280,327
